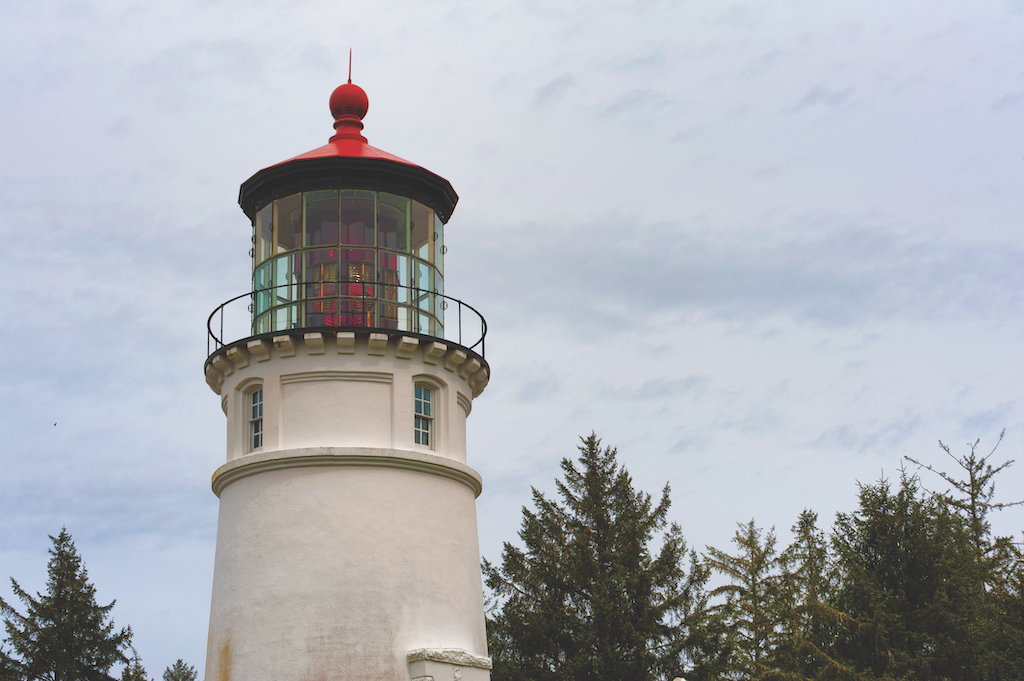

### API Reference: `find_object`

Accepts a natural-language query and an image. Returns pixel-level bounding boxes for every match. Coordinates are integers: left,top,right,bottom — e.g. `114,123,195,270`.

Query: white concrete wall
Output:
207,332,488,464
203,331,491,681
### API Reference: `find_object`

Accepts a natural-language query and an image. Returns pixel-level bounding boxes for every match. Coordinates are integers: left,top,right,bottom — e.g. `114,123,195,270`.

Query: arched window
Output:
414,385,432,447
248,387,264,451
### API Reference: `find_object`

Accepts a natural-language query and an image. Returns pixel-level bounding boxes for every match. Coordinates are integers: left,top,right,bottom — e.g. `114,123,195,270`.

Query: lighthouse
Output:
201,75,492,681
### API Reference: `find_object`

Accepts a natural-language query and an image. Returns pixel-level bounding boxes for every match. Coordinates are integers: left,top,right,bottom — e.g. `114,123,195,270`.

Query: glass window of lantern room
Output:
304,248,340,327
304,190,339,247
255,205,273,265
338,249,376,327
433,215,444,275
378,252,409,330
434,271,445,321
274,194,302,253
377,193,409,252
410,201,433,262
414,385,432,447
340,190,375,246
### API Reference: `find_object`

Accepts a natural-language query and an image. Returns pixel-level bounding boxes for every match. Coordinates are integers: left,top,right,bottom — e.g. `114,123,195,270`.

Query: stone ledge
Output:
205,330,488,397
212,446,483,498
407,649,492,670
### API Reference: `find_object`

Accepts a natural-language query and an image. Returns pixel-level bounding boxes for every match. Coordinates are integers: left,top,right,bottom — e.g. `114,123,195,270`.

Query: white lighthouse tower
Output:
202,76,492,681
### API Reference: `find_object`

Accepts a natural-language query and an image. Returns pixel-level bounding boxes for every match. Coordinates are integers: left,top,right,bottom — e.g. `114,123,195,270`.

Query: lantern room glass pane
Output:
378,252,409,302
272,303,300,330
339,249,375,283
255,205,273,265
254,261,272,316
378,193,409,252
411,201,432,261
434,272,444,321
378,252,408,330
304,191,339,247
305,248,340,288
273,253,300,304
340,190,375,246
274,194,302,253
414,260,432,302
433,215,444,275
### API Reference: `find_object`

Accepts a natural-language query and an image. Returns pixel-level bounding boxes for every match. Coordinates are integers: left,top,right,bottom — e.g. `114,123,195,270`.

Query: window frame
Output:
247,386,264,452
413,383,433,448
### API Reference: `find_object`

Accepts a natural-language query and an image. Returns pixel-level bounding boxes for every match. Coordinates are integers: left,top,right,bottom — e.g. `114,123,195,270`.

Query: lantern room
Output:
234,78,460,341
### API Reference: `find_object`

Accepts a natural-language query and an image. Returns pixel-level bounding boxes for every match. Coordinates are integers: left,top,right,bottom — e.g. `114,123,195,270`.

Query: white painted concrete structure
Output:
202,79,492,681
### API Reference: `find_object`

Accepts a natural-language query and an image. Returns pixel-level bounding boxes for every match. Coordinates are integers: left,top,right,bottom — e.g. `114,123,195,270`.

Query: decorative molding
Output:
247,339,270,362
206,365,224,394
212,447,484,498
226,346,249,369
444,349,466,373
470,368,489,398
280,370,393,386
407,649,492,670
456,392,472,417
205,329,488,397
273,335,296,357
423,341,447,365
336,331,356,354
212,354,234,377
367,333,388,356
396,336,419,359
304,332,325,355
458,357,481,380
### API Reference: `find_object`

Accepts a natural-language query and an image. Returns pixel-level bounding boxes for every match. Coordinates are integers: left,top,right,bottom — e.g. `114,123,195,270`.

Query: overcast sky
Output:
2,0,1023,674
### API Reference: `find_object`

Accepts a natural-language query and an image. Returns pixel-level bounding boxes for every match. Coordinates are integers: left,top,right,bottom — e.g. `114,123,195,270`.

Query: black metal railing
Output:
207,280,486,358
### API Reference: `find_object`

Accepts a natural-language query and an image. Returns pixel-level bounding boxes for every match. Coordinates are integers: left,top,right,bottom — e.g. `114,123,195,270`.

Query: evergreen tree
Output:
120,651,148,681
906,432,1024,679
161,660,197,681
905,430,1022,561
830,472,981,680
706,521,786,680
0,528,133,681
483,434,722,681
775,511,853,681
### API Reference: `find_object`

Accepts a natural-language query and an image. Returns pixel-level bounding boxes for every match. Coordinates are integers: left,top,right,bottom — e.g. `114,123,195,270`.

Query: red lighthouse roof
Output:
276,80,421,167
238,79,458,222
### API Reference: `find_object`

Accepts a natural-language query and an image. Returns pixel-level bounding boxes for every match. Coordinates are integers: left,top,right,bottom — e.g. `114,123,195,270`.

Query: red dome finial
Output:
329,50,369,143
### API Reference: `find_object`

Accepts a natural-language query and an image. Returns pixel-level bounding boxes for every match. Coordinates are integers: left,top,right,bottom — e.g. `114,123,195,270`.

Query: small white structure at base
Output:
408,649,493,681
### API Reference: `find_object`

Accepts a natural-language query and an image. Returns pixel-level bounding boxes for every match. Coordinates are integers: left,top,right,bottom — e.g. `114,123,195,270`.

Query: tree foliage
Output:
0,528,133,681
161,660,197,681
0,528,134,679
484,434,721,681
488,432,1024,681
120,651,148,681
705,521,783,680
830,471,984,680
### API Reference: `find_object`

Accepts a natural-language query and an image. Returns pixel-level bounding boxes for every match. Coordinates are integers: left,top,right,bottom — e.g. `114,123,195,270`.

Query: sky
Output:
2,0,1023,674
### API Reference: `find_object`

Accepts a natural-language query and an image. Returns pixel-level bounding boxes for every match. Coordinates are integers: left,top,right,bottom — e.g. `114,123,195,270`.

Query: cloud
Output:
598,88,674,119
792,85,854,111
810,415,925,455
601,376,710,401
533,74,575,108
462,219,1024,338
991,92,1024,110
